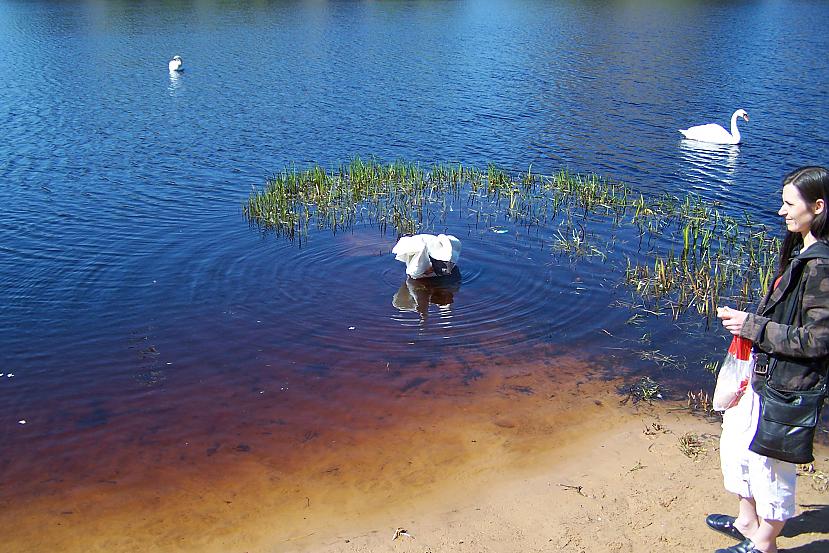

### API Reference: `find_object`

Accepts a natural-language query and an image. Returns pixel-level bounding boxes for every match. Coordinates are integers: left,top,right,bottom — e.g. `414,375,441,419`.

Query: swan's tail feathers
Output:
679,129,691,138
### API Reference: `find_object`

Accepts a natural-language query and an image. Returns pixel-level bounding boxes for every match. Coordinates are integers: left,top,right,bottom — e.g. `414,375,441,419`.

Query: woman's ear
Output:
815,198,825,215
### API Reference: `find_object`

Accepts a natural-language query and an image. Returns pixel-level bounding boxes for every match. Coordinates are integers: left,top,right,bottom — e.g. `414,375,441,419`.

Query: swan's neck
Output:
730,112,741,141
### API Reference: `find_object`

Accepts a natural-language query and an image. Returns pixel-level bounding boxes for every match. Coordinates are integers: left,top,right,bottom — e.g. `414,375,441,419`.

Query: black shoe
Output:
714,539,761,553
706,514,747,541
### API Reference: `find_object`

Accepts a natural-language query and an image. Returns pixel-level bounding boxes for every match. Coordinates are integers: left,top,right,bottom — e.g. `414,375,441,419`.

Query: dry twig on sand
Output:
678,432,706,460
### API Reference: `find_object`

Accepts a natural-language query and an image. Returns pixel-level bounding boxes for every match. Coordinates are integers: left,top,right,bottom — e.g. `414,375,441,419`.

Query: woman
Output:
712,166,829,553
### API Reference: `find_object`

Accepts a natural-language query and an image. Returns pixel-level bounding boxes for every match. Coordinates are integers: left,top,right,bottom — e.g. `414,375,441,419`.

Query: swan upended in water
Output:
168,55,183,72
392,234,461,279
679,109,749,145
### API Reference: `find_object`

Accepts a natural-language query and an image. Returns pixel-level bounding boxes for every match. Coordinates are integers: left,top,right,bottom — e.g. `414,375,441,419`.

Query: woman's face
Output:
779,184,818,236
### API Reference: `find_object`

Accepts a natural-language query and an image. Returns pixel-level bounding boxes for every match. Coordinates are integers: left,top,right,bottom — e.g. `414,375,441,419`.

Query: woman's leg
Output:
748,518,785,553
745,452,795,553
733,496,760,539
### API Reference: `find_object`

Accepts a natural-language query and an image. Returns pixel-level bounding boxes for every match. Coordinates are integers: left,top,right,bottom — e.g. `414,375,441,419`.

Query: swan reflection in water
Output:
679,139,740,187
168,70,183,96
392,268,461,321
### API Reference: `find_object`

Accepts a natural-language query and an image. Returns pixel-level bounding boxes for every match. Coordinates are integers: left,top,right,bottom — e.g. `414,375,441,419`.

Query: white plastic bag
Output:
713,336,754,412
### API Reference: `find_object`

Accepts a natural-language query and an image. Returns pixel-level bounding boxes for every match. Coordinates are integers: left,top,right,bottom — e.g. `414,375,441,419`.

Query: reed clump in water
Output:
245,158,478,240
619,376,664,403
244,158,778,319
623,195,779,319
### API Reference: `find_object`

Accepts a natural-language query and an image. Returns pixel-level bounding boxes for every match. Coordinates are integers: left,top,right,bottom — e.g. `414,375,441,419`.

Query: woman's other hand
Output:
717,306,749,336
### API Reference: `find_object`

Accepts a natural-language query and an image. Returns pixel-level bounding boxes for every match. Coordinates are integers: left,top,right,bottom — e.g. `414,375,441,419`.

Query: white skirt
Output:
719,384,797,521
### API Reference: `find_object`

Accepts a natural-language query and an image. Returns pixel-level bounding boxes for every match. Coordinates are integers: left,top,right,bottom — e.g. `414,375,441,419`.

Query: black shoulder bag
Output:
749,261,828,464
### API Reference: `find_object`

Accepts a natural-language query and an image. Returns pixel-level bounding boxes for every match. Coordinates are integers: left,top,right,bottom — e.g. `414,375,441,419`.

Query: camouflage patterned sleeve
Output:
741,312,770,344
742,258,829,358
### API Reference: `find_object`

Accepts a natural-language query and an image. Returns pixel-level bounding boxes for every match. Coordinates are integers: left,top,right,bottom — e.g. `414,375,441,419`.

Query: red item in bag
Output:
713,336,755,411
728,335,753,361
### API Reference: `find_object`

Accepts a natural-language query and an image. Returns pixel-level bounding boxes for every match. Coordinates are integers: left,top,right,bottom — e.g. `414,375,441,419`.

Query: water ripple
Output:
0,0,827,472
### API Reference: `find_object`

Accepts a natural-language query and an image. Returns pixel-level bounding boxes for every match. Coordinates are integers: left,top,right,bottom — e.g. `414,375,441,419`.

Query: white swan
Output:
679,109,749,145
168,55,183,72
392,234,461,279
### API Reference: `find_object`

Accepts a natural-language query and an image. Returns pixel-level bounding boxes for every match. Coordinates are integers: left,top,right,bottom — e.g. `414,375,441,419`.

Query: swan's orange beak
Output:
742,113,750,122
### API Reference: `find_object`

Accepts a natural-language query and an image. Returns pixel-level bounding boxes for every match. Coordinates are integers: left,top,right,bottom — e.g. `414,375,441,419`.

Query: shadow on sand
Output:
781,503,829,552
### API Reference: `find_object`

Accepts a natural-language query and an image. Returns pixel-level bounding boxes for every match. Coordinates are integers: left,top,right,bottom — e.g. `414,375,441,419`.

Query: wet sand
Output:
2,347,827,553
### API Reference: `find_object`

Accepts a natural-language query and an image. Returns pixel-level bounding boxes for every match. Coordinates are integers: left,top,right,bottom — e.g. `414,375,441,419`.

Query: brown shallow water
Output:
1,343,631,553
0,219,709,553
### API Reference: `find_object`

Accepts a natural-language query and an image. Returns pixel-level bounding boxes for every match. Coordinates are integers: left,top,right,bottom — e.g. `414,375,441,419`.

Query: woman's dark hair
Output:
778,166,829,275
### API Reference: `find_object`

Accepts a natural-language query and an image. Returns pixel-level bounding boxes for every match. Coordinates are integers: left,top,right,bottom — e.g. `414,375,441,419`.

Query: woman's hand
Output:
717,306,748,336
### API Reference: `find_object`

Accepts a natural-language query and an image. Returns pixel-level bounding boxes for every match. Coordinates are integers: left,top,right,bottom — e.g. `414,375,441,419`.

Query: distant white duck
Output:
679,109,749,145
392,234,461,279
168,55,183,72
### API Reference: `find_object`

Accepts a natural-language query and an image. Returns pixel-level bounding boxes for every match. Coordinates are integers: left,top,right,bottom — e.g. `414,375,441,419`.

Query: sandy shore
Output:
285,401,829,553
4,351,827,553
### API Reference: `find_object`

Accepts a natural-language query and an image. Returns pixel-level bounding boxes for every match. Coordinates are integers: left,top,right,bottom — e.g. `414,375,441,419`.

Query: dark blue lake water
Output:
1,1,828,549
